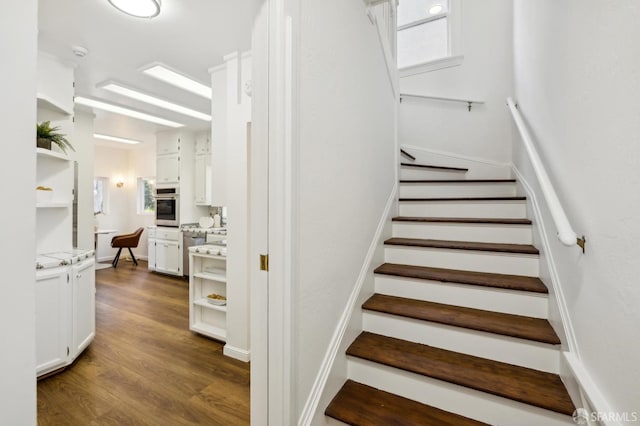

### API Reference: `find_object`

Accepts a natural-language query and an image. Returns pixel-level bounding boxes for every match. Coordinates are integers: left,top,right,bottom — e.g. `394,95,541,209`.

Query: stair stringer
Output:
401,144,513,179
513,165,617,424
299,184,398,426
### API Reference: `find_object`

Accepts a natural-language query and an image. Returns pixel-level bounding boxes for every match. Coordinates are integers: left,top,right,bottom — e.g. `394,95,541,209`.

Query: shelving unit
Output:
189,247,228,342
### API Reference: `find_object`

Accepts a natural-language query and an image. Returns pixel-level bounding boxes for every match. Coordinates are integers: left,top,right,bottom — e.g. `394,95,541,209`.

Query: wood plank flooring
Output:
37,261,250,426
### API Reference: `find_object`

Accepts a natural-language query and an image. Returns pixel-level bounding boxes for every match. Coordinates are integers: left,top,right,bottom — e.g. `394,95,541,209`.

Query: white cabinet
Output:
157,132,180,154
35,267,70,376
148,227,182,276
157,153,180,184
194,153,212,206
72,258,96,355
195,132,210,155
35,256,96,377
189,247,227,342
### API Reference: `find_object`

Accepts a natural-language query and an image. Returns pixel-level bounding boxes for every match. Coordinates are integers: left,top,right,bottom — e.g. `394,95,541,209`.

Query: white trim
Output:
369,2,399,98
207,63,226,74
401,144,511,169
223,344,251,362
399,55,464,78
563,352,621,426
298,183,398,426
511,165,579,355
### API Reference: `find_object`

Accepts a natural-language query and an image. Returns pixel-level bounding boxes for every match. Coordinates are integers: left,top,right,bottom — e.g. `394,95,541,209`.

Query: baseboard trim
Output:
223,345,250,363
401,144,512,169
511,164,579,355
563,352,621,426
298,182,398,426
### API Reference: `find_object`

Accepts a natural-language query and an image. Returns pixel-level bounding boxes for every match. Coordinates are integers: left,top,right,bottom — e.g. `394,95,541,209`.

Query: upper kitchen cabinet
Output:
157,152,180,184
195,131,212,206
195,132,211,155
156,132,181,155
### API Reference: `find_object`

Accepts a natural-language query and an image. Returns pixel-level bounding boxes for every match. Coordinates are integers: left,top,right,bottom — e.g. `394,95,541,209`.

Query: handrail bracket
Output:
577,236,586,254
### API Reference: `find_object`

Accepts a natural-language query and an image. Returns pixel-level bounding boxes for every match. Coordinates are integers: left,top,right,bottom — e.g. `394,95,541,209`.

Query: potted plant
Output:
36,121,75,154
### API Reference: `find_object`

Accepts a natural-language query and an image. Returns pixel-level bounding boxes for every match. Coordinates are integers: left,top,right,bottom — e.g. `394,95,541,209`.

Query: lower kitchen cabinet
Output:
148,227,183,276
35,257,96,377
35,267,70,376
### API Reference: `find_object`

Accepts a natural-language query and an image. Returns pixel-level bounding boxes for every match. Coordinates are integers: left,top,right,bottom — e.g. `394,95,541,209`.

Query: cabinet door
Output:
157,153,180,184
72,258,96,357
35,267,70,376
148,238,156,271
156,241,182,275
195,154,206,204
195,133,210,155
157,133,180,154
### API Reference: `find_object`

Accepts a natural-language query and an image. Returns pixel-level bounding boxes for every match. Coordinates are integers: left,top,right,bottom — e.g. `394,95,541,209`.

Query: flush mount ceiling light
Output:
99,82,212,121
141,64,212,99
75,96,183,128
428,4,444,15
108,0,161,18
94,133,142,145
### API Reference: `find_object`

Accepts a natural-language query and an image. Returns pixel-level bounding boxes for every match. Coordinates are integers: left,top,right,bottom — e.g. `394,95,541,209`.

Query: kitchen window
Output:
137,177,155,215
397,0,462,75
93,177,109,214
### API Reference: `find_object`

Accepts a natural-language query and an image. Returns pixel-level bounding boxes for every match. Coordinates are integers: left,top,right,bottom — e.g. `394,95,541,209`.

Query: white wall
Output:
94,142,157,261
294,0,396,419
513,0,640,414
94,145,133,261
399,0,514,164
74,109,96,250
0,0,38,423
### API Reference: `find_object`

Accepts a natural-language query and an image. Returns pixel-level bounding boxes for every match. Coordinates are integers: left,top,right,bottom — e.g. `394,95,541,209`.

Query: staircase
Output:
325,157,576,425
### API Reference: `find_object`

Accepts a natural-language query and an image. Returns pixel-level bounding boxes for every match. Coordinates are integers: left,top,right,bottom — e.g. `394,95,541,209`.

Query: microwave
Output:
155,187,180,227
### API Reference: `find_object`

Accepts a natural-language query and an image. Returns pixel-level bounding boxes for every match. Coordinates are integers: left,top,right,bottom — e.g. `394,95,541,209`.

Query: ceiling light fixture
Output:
94,133,142,145
141,64,212,99
100,82,211,121
108,0,161,18
75,96,183,128
428,4,444,15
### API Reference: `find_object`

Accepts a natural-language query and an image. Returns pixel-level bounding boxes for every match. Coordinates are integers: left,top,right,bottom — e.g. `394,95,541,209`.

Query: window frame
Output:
93,176,109,215
397,0,463,77
136,177,156,216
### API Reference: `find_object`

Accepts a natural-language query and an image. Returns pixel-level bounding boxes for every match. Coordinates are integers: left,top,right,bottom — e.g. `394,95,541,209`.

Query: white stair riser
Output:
384,246,539,277
374,276,549,318
392,222,533,245
348,358,575,426
400,168,468,180
399,183,517,198
399,201,527,218
363,312,560,373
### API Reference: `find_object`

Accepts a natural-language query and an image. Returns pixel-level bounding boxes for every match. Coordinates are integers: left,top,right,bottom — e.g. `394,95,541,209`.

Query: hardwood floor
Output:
37,261,250,425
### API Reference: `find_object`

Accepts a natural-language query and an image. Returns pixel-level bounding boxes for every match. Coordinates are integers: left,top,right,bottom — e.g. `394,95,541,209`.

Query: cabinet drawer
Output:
155,228,181,241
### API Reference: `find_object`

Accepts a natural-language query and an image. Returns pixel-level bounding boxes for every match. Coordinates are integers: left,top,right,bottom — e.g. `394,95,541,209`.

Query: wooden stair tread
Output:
363,294,560,344
385,237,539,255
400,179,516,183
347,332,575,416
400,196,526,202
401,162,468,172
325,380,487,426
374,263,548,293
400,149,416,161
393,216,532,225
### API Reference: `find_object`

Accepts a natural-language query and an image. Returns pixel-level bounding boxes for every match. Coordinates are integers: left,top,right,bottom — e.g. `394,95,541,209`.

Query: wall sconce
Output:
116,181,125,188
115,176,125,188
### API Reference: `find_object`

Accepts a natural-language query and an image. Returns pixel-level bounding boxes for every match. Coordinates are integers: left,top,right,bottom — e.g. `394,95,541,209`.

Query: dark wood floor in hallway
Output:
37,261,250,425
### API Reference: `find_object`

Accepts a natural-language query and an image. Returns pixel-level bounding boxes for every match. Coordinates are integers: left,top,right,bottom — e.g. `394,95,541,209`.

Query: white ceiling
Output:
38,0,254,144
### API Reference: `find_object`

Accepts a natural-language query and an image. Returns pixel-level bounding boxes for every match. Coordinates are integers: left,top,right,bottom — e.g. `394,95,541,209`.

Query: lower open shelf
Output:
191,321,227,342
193,298,227,312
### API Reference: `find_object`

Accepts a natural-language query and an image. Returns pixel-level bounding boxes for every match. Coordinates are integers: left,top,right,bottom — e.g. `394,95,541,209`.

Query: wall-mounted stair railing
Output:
507,97,586,253
399,93,484,111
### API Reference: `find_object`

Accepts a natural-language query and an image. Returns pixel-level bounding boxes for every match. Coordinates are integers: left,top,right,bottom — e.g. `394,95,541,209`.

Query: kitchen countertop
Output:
36,249,95,270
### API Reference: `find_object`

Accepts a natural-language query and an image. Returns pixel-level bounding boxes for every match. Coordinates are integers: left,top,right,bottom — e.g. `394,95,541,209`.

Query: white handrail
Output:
400,93,484,111
507,97,584,251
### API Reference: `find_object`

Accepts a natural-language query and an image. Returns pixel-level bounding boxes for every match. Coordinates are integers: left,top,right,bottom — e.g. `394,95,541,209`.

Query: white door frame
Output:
250,0,299,424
